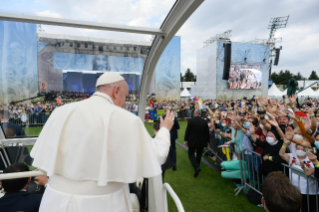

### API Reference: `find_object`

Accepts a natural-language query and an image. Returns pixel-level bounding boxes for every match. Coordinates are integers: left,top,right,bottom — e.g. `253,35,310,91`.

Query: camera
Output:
257,109,266,115
303,146,317,154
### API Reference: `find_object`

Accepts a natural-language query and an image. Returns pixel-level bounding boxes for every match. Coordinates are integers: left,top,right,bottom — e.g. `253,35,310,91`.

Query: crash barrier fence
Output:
282,163,319,212
205,131,238,163
231,148,319,212
8,113,51,127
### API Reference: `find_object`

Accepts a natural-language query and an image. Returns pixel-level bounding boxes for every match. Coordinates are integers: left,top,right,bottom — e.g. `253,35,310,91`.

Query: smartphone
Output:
295,111,307,117
304,146,317,154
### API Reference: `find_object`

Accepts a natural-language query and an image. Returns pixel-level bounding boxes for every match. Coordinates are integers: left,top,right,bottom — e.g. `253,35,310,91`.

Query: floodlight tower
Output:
267,15,289,80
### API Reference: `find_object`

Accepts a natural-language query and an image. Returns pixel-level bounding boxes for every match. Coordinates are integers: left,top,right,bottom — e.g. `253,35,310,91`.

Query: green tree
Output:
294,72,304,80
271,72,279,84
183,68,196,81
308,70,319,80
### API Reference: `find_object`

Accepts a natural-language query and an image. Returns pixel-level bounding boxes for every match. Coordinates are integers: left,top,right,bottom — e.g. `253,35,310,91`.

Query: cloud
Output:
3,0,319,78
36,10,61,18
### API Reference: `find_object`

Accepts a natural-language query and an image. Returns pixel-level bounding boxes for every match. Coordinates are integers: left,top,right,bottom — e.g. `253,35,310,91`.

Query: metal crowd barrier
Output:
240,149,263,195
8,113,51,127
282,163,319,212
177,109,191,119
205,131,234,163
237,149,319,212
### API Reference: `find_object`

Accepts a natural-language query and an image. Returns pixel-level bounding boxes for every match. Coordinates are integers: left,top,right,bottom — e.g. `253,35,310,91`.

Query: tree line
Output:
181,68,196,82
271,70,318,85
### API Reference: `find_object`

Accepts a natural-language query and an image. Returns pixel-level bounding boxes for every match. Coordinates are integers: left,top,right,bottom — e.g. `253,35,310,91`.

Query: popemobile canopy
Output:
268,83,283,97
180,88,191,97
297,87,318,97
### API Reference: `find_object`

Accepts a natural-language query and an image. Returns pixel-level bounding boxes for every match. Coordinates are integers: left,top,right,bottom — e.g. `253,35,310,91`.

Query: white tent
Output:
180,87,191,97
282,89,287,95
297,87,317,97
268,83,283,97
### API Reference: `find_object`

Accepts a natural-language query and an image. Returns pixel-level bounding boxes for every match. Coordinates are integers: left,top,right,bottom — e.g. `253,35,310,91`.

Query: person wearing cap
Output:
30,72,175,212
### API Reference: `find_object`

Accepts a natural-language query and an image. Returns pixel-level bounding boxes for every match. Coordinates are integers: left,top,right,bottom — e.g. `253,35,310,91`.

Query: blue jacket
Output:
0,191,43,212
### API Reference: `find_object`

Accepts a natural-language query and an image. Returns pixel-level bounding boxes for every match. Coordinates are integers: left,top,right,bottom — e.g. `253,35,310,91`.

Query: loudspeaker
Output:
223,43,231,80
45,92,56,101
274,48,280,66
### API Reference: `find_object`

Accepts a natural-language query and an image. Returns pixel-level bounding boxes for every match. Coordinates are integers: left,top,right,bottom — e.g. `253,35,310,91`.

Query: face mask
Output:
266,137,278,146
222,123,226,127
207,116,211,120
260,124,265,130
296,150,306,157
216,120,220,124
265,115,269,120
245,122,250,129
294,134,303,140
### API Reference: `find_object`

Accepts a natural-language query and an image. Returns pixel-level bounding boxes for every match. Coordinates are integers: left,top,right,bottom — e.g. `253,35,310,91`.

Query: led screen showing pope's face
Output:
93,55,108,71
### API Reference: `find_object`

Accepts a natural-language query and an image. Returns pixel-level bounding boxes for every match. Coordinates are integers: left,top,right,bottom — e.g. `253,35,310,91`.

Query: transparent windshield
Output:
0,21,153,138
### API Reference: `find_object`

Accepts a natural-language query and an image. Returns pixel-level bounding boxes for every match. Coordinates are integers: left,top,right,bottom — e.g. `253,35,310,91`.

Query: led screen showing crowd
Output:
228,64,262,90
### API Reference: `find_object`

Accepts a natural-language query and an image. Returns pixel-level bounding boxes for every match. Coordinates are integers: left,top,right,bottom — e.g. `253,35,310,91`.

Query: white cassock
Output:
30,92,170,212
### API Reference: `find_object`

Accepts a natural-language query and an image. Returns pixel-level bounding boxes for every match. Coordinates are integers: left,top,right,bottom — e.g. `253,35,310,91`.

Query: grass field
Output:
23,122,263,212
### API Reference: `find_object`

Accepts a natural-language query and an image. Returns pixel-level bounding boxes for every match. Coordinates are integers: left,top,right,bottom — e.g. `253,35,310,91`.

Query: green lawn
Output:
24,122,263,212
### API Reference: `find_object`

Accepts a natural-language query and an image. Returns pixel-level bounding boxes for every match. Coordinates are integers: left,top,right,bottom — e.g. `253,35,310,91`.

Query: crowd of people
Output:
2,91,319,212
192,95,319,212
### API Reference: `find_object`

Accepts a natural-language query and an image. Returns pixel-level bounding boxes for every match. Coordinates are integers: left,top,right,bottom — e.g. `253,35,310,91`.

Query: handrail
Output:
0,170,46,180
163,183,185,212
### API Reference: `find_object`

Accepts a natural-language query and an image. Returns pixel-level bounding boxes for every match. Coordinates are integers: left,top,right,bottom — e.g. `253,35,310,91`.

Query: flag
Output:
198,99,204,109
193,96,199,101
149,98,154,106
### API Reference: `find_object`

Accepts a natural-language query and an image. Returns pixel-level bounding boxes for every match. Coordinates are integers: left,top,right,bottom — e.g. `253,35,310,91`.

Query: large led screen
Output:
228,64,262,89
0,21,38,103
53,52,144,73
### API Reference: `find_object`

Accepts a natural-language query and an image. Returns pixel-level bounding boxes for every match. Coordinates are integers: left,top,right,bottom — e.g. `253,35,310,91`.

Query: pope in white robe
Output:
30,72,174,212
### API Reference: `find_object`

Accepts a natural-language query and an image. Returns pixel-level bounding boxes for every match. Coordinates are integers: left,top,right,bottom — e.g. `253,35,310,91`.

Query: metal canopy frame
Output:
138,0,204,123
0,1,204,212
0,12,165,36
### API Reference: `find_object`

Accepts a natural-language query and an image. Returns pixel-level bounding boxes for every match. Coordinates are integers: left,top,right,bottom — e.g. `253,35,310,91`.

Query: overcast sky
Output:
1,0,318,77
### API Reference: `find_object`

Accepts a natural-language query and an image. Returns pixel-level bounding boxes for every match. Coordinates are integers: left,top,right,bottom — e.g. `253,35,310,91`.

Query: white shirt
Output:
288,153,317,194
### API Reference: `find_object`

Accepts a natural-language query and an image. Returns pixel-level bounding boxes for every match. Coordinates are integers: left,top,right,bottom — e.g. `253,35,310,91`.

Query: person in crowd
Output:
279,127,318,212
159,110,180,171
184,109,210,177
0,163,43,212
262,171,302,212
153,122,171,181
0,110,26,137
250,120,287,177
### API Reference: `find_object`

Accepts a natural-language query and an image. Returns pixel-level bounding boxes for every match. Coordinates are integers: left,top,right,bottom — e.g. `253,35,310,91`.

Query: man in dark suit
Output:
184,109,210,177
160,112,180,170
0,162,43,212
